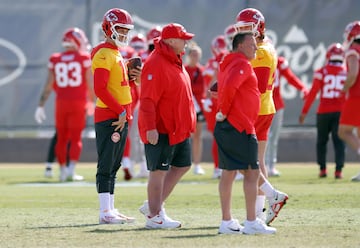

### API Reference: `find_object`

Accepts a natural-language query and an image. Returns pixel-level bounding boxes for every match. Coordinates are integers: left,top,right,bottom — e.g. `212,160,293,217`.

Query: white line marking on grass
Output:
15,181,205,187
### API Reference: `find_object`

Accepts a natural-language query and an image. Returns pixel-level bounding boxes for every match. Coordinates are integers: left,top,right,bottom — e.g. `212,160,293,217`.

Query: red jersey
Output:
203,52,226,87
138,39,196,145
217,52,260,135
49,50,91,102
301,62,346,115
346,43,360,98
185,64,206,111
273,56,307,110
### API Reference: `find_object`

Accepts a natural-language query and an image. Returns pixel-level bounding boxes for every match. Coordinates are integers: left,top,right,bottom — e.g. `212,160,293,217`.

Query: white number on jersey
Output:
54,62,82,87
322,74,346,99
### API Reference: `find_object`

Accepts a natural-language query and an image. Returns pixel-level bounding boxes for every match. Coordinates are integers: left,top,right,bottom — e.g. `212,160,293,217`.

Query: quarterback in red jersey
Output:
35,27,95,182
338,21,360,181
299,43,346,179
266,56,308,177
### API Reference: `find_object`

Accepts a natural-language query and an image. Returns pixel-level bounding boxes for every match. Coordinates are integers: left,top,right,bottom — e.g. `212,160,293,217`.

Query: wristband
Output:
119,110,126,117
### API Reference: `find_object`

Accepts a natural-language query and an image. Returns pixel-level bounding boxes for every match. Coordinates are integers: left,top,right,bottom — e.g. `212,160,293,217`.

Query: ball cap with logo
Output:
161,23,195,40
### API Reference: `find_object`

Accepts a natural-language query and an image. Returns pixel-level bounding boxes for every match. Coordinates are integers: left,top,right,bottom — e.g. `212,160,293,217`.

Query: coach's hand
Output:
146,129,159,145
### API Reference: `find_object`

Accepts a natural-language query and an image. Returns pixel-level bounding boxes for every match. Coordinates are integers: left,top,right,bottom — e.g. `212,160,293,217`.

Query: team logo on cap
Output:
111,132,121,143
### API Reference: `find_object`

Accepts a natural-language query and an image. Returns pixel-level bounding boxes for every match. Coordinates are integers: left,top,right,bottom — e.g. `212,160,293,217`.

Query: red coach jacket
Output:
138,38,196,145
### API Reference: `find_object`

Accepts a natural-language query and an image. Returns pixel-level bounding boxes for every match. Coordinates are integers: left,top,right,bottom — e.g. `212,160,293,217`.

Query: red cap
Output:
161,23,194,40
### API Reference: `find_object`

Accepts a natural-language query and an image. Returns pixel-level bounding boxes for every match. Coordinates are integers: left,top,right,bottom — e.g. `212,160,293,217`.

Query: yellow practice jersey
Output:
251,40,277,115
91,45,132,108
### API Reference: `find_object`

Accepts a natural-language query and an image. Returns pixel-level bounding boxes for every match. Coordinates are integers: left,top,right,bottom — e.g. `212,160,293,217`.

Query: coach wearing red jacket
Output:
138,23,196,229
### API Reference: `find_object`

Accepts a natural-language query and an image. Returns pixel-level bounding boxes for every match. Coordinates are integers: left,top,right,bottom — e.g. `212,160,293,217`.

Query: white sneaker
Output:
266,190,288,225
112,209,135,223
59,167,68,182
212,168,222,179
218,219,243,234
136,170,149,178
193,165,205,175
243,218,276,235
67,174,84,181
351,172,360,182
139,200,150,216
256,208,266,223
235,172,244,181
99,210,126,224
139,200,177,223
44,167,53,178
145,210,181,229
268,168,281,177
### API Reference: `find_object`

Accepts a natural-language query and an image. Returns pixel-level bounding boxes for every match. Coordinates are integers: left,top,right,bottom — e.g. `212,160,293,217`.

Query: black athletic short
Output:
144,134,191,171
214,119,259,170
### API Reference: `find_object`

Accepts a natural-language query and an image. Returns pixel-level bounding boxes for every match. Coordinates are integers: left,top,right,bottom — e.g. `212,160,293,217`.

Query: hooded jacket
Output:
138,38,196,145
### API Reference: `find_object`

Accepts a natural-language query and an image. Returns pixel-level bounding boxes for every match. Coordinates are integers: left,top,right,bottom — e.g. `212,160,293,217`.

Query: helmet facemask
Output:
110,23,133,47
233,22,258,37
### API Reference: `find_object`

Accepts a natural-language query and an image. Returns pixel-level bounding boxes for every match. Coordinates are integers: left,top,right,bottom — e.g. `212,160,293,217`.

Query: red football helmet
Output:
130,33,147,51
235,8,265,37
62,27,90,52
343,21,360,49
211,35,227,56
224,24,237,49
146,26,162,45
102,8,134,47
326,43,344,62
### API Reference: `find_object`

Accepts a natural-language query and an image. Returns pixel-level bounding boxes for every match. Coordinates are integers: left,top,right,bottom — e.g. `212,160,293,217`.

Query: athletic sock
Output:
110,194,115,211
256,195,266,215
98,192,110,212
259,179,276,198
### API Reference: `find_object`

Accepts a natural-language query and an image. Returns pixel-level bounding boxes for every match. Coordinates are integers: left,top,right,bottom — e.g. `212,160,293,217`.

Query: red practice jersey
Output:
49,50,91,102
185,64,206,111
301,62,346,115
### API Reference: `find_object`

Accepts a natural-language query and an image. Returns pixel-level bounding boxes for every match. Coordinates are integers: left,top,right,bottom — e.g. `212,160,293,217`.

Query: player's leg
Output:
44,132,57,178
192,120,205,175
266,109,283,177
316,113,330,177
331,112,345,179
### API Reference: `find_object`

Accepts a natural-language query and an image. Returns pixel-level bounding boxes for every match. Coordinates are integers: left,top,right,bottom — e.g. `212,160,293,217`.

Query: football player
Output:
34,27,95,182
92,8,140,224
299,43,346,179
338,21,360,181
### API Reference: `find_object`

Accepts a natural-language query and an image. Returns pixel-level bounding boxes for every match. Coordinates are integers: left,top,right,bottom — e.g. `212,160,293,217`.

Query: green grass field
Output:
0,162,359,248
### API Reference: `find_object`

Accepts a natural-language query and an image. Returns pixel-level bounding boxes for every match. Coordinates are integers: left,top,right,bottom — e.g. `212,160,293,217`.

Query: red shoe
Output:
335,171,342,179
319,169,327,178
123,168,132,181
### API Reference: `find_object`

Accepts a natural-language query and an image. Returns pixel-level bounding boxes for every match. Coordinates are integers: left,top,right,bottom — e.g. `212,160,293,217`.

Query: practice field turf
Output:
0,163,359,248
